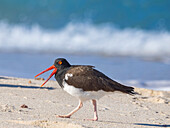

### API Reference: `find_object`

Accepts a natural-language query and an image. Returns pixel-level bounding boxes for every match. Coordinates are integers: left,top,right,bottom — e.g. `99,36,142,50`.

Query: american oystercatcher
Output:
35,58,135,121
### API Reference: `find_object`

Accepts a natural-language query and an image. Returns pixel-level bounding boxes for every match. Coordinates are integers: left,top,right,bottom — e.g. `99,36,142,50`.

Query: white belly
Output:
62,80,108,102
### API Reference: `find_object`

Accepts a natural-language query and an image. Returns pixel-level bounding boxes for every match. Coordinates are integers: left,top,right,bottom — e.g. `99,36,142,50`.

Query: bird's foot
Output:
84,118,98,121
56,115,71,118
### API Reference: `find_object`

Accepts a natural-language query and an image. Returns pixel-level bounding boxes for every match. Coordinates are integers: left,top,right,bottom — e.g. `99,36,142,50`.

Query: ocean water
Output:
0,53,170,91
0,0,170,30
0,1,170,90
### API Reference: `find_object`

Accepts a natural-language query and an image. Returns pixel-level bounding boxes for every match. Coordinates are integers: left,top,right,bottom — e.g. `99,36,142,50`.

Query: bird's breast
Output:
62,73,108,101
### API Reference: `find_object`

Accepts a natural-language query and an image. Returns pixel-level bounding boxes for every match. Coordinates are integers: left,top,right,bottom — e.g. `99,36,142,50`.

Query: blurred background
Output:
0,0,170,90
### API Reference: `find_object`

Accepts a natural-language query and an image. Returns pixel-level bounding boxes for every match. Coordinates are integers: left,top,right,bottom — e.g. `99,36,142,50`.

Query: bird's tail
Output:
111,81,139,95
120,85,139,95
105,78,139,95
125,86,138,95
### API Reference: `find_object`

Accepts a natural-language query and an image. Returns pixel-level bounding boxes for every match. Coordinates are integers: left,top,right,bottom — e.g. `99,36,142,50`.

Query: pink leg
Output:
56,100,83,118
86,99,98,121
92,99,98,121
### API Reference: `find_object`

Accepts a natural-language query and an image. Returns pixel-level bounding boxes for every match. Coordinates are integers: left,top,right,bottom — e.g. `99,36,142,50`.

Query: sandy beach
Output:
0,76,169,128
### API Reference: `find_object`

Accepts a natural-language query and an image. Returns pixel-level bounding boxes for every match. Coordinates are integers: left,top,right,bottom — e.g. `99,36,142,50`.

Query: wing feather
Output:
65,66,134,94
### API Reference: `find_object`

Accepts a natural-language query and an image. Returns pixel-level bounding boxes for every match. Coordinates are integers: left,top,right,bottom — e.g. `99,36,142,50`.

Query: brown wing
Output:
65,66,134,94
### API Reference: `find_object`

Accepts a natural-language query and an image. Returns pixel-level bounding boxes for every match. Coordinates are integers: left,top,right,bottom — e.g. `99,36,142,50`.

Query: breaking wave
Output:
0,21,170,61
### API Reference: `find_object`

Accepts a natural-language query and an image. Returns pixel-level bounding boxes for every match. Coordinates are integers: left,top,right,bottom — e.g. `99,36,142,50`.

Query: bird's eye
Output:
58,61,62,65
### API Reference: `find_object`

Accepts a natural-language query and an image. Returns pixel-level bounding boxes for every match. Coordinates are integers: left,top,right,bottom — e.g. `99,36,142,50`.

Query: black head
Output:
54,58,71,71
35,58,71,87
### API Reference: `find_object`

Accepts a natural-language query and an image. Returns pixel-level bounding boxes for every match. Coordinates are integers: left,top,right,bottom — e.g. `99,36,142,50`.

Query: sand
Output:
0,76,169,128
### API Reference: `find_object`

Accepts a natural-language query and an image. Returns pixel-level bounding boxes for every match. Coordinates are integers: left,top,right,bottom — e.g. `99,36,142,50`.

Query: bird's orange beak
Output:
35,65,57,87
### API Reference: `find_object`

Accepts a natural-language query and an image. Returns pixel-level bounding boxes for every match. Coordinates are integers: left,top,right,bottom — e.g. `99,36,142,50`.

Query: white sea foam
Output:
123,80,170,91
0,21,170,61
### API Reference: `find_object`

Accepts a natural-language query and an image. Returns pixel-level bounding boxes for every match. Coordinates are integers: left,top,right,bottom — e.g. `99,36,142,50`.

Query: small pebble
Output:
35,77,45,80
164,101,169,104
102,107,109,110
21,104,28,108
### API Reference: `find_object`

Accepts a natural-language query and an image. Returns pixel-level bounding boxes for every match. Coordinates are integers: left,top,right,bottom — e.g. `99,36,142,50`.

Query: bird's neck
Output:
55,67,70,88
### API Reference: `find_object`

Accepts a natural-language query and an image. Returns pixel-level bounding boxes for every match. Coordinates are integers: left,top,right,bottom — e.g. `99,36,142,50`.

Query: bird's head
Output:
54,58,71,70
35,58,71,87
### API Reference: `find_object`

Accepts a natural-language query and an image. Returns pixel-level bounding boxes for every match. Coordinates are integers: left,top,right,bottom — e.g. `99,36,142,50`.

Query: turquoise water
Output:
0,0,169,30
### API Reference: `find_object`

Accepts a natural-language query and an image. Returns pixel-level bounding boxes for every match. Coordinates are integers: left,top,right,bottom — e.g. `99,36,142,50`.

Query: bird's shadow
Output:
0,77,9,79
98,120,170,127
0,83,55,90
134,123,170,127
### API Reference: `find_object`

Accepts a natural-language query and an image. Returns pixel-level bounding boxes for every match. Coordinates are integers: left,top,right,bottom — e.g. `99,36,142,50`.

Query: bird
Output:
35,58,136,121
